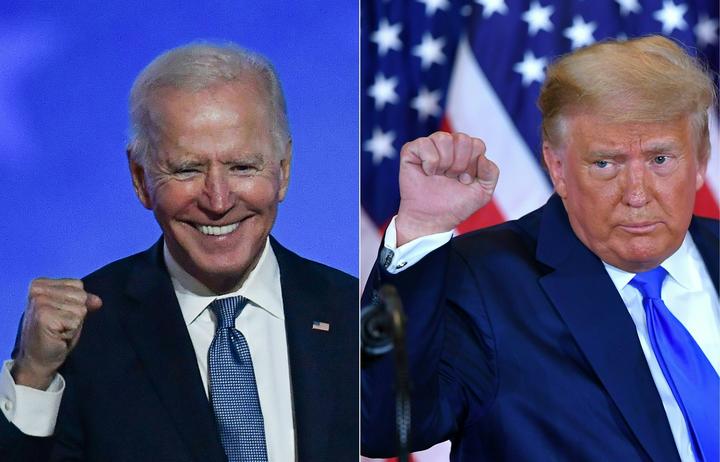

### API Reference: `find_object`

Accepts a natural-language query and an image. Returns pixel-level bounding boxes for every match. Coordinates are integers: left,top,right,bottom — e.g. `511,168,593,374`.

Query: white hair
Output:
128,42,290,166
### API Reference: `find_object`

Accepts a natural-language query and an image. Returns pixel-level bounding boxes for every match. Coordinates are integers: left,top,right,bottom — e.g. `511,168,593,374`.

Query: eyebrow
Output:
642,140,681,154
586,150,626,159
587,140,682,159
222,153,266,166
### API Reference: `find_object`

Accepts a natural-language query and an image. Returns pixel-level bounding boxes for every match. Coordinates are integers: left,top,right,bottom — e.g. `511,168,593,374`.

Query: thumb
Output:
476,156,499,185
85,293,103,311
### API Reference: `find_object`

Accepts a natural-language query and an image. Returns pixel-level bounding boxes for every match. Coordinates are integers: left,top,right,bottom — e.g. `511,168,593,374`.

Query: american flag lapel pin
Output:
312,320,330,332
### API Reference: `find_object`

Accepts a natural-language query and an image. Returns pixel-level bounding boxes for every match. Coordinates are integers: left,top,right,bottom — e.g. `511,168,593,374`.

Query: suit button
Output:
1,399,12,412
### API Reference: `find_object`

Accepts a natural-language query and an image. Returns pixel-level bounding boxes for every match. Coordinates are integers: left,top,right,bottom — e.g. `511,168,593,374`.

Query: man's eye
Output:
593,160,609,168
654,155,667,165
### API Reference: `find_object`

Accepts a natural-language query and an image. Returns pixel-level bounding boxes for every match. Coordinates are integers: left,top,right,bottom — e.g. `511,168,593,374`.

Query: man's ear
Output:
695,145,709,192
127,148,153,210
543,141,568,198
278,139,292,202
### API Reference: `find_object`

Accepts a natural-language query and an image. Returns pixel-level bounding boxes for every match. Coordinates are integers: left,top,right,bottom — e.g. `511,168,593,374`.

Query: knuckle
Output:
28,279,48,296
454,132,470,144
32,293,52,308
431,131,452,145
472,137,487,153
60,278,84,289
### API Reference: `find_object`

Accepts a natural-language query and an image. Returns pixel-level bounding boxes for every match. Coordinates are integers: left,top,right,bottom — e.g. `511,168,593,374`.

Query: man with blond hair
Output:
0,42,357,461
362,35,718,461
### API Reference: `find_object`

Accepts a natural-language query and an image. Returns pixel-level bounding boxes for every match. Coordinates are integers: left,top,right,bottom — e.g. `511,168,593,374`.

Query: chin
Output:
616,246,671,271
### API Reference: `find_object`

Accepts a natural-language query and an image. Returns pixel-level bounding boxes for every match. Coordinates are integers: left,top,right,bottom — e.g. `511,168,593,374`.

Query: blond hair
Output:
538,35,716,161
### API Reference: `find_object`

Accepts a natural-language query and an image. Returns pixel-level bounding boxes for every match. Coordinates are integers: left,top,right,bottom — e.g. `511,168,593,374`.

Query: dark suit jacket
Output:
1,237,358,461
362,194,719,461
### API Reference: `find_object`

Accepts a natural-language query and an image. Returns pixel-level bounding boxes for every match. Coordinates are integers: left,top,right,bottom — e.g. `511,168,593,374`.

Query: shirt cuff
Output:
0,359,64,437
382,216,454,274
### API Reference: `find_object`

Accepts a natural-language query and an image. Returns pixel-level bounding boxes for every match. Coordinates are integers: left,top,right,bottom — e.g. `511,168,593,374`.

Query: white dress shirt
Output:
382,218,719,462
0,238,296,462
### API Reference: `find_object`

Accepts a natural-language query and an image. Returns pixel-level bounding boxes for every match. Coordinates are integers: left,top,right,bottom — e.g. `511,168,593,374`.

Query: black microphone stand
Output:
361,285,411,462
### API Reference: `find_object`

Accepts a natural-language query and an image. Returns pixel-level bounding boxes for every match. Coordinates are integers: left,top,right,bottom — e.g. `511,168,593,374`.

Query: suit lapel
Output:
272,238,335,461
119,241,226,462
536,196,680,462
689,216,719,293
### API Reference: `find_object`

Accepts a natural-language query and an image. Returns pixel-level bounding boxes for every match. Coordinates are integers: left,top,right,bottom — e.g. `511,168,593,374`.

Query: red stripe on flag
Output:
694,184,720,219
382,455,416,462
457,201,506,234
439,117,452,133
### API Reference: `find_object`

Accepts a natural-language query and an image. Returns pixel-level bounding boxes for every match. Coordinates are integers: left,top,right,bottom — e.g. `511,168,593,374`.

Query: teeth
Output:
196,223,239,236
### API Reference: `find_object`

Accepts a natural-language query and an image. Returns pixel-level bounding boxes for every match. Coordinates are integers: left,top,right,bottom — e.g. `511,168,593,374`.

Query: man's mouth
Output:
618,222,659,234
194,222,240,236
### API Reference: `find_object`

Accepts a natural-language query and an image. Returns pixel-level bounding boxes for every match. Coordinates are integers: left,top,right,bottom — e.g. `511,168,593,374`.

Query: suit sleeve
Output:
0,318,57,461
0,318,85,462
362,241,495,458
0,412,55,462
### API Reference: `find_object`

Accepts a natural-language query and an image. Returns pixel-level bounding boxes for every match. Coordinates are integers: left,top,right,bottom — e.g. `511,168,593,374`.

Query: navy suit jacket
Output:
1,237,358,461
362,194,718,461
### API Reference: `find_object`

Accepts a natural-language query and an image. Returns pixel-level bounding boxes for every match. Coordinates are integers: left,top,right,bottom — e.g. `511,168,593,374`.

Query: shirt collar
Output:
603,232,703,292
164,237,284,326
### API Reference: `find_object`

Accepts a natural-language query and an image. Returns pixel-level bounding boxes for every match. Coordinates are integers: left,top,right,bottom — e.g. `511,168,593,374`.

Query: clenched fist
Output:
11,278,102,390
396,132,499,246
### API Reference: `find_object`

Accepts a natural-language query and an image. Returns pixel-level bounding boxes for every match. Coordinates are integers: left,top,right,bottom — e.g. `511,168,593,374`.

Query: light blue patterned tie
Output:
630,268,719,462
208,296,268,462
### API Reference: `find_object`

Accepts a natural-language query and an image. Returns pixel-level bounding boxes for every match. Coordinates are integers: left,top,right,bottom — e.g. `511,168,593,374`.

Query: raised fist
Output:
396,131,499,245
11,278,102,390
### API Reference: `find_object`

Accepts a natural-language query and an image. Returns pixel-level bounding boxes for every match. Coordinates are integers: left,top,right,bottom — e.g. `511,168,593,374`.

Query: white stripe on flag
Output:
446,37,552,219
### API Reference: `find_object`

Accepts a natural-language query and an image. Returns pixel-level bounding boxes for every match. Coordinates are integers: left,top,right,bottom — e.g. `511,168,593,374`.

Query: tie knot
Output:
209,296,247,329
629,266,668,300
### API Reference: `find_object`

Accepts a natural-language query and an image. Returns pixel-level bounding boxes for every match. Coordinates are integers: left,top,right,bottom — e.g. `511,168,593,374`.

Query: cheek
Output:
151,183,199,217
235,176,282,207
565,178,620,237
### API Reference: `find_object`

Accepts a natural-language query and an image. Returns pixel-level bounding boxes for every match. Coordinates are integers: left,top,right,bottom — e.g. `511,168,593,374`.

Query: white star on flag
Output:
368,73,399,110
653,0,688,35
615,0,642,16
513,51,547,86
364,127,396,165
475,0,508,19
522,1,555,36
411,87,443,121
564,15,597,49
417,0,450,16
413,33,446,69
694,14,718,47
371,18,403,56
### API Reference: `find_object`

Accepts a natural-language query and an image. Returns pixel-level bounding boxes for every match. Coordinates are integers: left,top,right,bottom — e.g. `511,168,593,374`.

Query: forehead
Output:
150,82,276,160
153,81,271,127
565,113,695,153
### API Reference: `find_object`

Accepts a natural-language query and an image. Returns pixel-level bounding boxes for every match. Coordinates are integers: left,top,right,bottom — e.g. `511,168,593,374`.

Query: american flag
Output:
361,1,719,460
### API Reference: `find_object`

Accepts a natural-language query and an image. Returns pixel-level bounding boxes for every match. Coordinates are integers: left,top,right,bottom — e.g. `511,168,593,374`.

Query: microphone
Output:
361,284,401,358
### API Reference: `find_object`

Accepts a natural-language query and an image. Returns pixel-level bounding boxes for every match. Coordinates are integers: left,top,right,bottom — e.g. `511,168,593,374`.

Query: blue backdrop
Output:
0,2,358,356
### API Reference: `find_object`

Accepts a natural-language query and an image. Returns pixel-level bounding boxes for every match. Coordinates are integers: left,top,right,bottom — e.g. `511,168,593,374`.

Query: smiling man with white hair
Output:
1,42,358,462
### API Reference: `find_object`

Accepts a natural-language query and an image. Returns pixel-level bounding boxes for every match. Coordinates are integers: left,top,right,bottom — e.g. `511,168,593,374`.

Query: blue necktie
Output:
208,296,268,462
630,268,719,462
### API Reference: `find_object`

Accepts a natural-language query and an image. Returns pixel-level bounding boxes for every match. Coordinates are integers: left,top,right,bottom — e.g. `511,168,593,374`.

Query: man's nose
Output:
201,168,234,215
622,160,650,208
